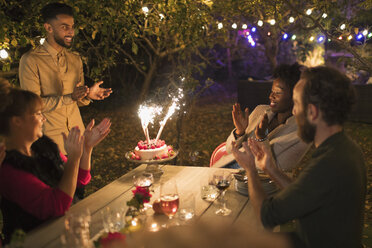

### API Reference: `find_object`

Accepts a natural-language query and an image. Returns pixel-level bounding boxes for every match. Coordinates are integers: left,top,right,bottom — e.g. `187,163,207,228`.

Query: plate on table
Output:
125,150,178,164
233,170,278,196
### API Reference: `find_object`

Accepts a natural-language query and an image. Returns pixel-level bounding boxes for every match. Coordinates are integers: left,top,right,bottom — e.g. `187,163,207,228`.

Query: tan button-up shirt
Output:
19,40,90,154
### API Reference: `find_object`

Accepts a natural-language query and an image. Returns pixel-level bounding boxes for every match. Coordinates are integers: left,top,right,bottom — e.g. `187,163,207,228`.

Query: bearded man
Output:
232,66,366,248
19,2,112,155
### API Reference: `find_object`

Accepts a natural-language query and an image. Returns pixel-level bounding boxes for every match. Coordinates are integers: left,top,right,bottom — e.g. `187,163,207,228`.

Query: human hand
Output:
62,127,84,162
231,140,255,172
247,138,275,172
255,113,269,139
71,82,89,101
84,118,111,150
0,143,6,167
88,81,112,100
232,103,249,136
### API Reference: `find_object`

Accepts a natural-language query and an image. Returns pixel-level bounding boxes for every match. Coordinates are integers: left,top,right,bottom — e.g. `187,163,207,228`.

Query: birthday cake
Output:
129,139,174,161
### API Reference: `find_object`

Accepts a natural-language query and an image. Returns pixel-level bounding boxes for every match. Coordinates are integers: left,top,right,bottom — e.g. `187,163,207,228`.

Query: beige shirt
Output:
219,105,310,171
19,40,90,154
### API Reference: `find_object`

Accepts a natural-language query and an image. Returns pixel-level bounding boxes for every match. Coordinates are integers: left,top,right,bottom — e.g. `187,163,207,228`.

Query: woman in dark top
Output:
0,83,111,244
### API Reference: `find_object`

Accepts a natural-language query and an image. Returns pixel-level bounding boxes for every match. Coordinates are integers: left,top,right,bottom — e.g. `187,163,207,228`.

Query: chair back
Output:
209,142,227,167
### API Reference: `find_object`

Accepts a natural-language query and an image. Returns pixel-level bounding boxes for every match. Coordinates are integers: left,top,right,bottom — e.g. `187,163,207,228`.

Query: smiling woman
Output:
0,83,111,245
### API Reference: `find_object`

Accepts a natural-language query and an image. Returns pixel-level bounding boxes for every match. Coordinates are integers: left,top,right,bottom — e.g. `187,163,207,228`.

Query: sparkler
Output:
138,105,162,144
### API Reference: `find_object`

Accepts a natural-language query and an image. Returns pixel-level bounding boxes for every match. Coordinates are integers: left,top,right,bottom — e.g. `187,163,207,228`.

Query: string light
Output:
368,33,372,38
283,33,289,40
0,49,8,59
347,35,353,40
269,19,276,25
328,38,331,42
322,13,327,18
289,17,295,23
357,34,363,40
257,20,263,27
159,13,165,20
309,36,315,42
232,23,237,29
142,6,149,15
267,32,271,36
40,38,45,44
362,30,368,36
291,35,297,40
306,9,312,15
317,36,324,43
218,22,223,29
251,27,256,32
338,36,343,40
242,24,248,29
340,24,346,30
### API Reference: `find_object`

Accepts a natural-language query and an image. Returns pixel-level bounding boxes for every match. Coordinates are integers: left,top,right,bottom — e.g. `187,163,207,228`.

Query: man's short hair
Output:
273,62,303,96
41,2,74,23
301,66,356,125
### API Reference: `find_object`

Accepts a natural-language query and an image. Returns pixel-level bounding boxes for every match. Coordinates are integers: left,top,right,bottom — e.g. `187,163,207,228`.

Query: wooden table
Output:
24,164,261,248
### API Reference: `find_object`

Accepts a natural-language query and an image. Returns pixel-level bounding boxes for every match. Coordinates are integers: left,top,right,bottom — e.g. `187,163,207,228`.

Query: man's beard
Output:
54,34,72,48
296,110,316,144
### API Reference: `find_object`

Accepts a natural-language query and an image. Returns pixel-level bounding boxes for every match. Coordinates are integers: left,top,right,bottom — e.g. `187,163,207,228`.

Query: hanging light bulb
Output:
251,27,256,32
289,17,295,23
291,34,297,40
322,13,327,18
0,49,9,59
40,38,45,44
242,24,248,29
269,19,276,25
362,30,368,36
218,22,223,29
338,36,343,40
357,34,363,40
306,9,312,15
368,33,372,38
309,36,315,42
317,36,324,43
283,33,289,40
142,6,149,15
257,20,263,27
340,24,346,30
347,35,353,40
267,32,271,36
232,23,237,29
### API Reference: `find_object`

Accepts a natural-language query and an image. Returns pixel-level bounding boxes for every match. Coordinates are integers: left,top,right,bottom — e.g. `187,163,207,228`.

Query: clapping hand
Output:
247,138,275,172
83,118,111,150
71,82,89,101
232,103,249,136
62,127,84,162
231,140,255,172
88,81,112,100
255,113,269,139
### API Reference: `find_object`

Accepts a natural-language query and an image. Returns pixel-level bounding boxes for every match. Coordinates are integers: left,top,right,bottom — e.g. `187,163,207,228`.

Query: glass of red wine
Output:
212,170,233,216
160,179,179,221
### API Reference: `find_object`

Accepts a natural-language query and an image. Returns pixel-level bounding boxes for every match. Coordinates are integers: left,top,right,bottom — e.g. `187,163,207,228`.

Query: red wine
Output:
160,195,179,217
216,180,230,191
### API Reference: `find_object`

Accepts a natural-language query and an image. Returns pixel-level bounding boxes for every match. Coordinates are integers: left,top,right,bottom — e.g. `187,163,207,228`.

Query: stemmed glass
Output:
133,172,154,189
212,170,233,216
160,179,179,220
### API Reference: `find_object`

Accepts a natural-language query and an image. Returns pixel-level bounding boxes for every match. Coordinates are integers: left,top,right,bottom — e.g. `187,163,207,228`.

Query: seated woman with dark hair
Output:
221,63,309,173
0,83,111,244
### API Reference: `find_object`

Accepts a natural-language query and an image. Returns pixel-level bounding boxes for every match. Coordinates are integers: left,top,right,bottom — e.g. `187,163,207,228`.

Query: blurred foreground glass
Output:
100,206,125,233
212,170,232,216
62,209,92,247
178,192,195,221
160,179,179,220
200,174,218,202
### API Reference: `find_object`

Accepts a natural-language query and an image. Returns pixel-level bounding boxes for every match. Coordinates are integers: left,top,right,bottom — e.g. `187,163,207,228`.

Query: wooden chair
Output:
209,142,227,167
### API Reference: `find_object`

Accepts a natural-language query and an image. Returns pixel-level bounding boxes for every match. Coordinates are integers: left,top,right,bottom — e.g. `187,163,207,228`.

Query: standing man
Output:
19,2,112,154
232,66,366,248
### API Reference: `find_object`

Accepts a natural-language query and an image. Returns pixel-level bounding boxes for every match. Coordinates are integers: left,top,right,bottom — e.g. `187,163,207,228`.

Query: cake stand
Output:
125,150,178,177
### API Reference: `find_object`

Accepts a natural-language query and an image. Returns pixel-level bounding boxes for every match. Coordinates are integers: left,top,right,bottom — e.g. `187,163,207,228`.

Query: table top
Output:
24,164,262,248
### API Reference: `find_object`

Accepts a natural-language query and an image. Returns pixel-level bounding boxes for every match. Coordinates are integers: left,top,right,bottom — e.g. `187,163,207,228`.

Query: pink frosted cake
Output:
129,139,174,161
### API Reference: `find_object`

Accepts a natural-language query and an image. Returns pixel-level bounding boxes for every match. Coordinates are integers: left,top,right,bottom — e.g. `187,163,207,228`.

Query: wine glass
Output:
160,179,179,220
133,172,154,189
212,170,232,216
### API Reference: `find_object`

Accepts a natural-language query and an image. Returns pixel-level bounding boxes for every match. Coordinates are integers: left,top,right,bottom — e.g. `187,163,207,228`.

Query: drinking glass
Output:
160,179,179,220
178,192,195,221
212,170,232,216
133,172,154,189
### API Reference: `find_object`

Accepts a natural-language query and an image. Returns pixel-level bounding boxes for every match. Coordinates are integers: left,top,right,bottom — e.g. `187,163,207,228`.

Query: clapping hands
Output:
62,127,84,162
88,81,112,100
83,118,111,150
232,103,249,136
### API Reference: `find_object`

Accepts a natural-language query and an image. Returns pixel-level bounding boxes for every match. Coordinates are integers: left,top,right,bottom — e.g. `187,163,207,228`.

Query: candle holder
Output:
125,150,178,177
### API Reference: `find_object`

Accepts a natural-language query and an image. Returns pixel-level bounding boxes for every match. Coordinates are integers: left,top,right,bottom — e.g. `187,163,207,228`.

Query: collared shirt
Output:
261,132,366,248
19,40,90,154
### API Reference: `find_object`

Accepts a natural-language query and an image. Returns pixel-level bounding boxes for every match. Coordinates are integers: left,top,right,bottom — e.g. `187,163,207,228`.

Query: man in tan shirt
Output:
19,3,112,154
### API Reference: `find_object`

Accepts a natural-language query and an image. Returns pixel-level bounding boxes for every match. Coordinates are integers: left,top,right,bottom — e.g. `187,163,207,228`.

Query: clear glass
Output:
160,179,179,220
212,170,232,216
133,172,154,189
178,192,195,221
